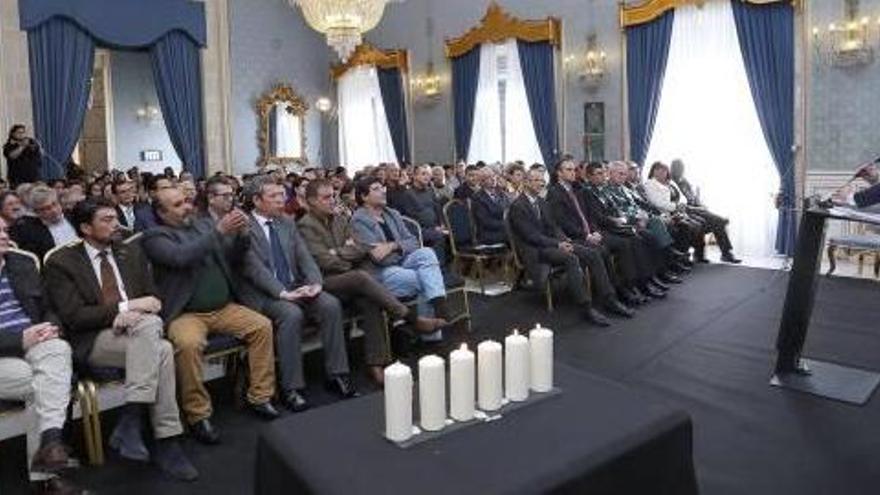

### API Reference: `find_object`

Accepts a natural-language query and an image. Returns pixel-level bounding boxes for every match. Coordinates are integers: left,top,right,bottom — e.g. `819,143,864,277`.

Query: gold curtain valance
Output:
331,43,409,80
620,0,801,28
445,2,561,59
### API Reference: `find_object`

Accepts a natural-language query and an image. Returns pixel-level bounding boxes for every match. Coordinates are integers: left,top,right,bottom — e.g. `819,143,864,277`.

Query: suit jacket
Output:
350,206,420,267
508,194,564,251
10,216,56,262
43,241,155,364
471,189,509,245
115,203,138,231
239,213,322,311
141,217,249,322
855,182,880,208
454,184,478,201
298,212,369,275
580,184,624,233
547,182,596,241
0,251,58,358
133,202,158,232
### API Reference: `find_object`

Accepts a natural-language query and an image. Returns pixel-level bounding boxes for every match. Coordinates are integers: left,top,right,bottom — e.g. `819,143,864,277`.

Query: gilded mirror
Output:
257,83,308,167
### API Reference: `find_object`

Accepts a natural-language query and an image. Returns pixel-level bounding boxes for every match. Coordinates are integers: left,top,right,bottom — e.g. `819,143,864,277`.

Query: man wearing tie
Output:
112,179,138,233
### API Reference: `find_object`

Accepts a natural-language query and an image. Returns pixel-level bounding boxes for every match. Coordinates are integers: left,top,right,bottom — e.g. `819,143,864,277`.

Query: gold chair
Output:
442,199,511,295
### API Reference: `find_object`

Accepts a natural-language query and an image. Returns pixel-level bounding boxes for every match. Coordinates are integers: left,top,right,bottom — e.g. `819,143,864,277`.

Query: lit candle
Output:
449,343,475,421
418,355,446,431
477,340,503,411
384,362,413,442
529,324,554,393
504,329,530,402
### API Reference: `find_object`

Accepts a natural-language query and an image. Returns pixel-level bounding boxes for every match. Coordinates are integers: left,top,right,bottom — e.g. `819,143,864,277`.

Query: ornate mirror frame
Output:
257,83,308,167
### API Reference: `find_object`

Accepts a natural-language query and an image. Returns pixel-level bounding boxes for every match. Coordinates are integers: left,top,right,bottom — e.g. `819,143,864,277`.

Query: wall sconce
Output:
136,104,161,124
411,61,442,103
315,96,334,113
813,0,879,68
580,33,606,89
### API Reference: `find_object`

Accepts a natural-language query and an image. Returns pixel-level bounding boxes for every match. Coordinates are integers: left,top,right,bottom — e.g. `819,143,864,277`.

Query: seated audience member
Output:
337,181,357,218
0,217,80,493
505,162,526,200
833,162,880,208
443,163,460,191
202,176,236,221
87,181,104,199
351,177,451,328
454,165,481,200
509,169,610,326
298,179,445,384
644,162,711,262
10,186,77,261
112,179,138,233
284,176,309,219
546,161,637,315
471,166,510,245
431,164,454,202
0,191,24,226
238,176,357,412
59,187,85,215
670,159,741,263
142,187,278,444
399,164,451,265
384,163,410,212
133,175,174,232
180,179,197,205
44,199,197,481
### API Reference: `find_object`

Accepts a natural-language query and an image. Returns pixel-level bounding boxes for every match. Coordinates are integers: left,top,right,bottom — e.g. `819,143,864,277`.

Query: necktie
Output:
98,251,122,305
531,198,541,219
566,187,591,237
266,220,294,289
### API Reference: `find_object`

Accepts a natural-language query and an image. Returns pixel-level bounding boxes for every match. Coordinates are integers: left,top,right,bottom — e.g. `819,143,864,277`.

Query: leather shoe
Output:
190,419,220,445
721,252,742,264
30,441,69,474
605,299,635,318
31,477,83,495
658,272,682,285
619,289,644,306
326,374,360,399
154,438,199,482
109,408,149,462
282,390,310,413
248,401,280,420
643,284,667,299
583,308,611,327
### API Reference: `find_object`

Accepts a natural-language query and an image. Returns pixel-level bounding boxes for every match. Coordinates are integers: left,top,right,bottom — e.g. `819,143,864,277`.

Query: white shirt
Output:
643,178,678,214
47,218,78,247
83,241,130,311
252,211,274,244
119,204,135,228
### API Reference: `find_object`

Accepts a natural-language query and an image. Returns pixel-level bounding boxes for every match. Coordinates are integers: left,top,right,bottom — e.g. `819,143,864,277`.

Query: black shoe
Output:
248,401,281,421
153,438,199,482
670,248,687,258
189,419,220,445
605,299,635,318
643,284,667,299
721,252,742,264
109,406,149,462
583,308,611,327
619,289,644,307
650,276,671,290
326,374,360,399
282,390,310,413
629,287,650,305
658,272,682,285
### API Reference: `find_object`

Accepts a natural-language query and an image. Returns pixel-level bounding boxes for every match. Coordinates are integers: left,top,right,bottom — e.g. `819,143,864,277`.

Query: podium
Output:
772,205,880,404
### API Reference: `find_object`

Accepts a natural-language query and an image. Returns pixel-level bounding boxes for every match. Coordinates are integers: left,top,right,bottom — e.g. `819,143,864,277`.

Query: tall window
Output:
337,66,397,172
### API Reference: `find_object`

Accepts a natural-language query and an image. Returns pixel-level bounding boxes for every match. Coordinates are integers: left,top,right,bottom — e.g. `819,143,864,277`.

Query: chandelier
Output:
812,0,880,68
290,0,399,62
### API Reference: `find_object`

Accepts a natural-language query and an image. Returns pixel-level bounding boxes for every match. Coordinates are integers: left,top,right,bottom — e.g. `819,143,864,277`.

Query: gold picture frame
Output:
256,83,308,167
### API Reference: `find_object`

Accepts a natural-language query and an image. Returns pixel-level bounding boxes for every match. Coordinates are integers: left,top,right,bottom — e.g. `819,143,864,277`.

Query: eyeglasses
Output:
369,184,386,192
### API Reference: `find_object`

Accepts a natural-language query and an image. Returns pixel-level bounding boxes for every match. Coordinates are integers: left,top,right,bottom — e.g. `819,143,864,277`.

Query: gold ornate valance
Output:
445,2,561,59
331,43,409,80
620,0,801,28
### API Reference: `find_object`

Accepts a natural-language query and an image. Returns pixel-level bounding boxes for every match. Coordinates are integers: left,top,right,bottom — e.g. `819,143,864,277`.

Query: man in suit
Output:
142,187,278,444
299,179,445,385
238,175,357,412
44,198,197,481
453,165,481,200
112,179,138,234
133,175,174,232
0,217,82,494
471,167,510,245
202,176,235,221
508,169,610,326
10,185,78,262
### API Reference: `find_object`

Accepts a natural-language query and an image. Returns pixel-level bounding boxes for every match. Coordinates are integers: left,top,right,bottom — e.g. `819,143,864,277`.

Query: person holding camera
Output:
3,125,42,186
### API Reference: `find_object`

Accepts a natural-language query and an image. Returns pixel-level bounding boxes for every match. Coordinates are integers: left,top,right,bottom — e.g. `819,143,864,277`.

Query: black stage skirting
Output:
254,364,698,495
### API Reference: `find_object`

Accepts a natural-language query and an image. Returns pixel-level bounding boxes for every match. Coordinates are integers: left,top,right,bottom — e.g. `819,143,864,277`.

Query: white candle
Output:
529,324,554,392
449,343,476,421
477,340,503,411
384,362,413,442
504,329,530,402
418,355,446,431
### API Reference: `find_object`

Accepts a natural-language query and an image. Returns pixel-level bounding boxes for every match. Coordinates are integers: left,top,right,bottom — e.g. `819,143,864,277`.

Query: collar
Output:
252,211,272,226
83,240,111,261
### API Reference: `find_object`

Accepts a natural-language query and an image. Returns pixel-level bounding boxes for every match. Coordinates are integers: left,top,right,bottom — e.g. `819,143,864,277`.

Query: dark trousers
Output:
690,208,733,253
525,247,591,306
598,233,642,288
569,243,616,302
323,270,409,367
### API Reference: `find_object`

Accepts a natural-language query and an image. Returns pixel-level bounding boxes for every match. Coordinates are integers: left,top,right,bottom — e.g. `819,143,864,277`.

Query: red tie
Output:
566,187,591,238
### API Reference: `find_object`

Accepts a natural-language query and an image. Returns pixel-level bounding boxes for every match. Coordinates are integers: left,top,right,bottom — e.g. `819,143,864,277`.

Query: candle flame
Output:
513,329,519,336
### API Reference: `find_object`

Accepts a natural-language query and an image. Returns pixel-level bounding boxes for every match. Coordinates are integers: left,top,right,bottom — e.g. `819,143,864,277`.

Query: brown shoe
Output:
413,317,447,334
32,477,83,495
30,441,69,474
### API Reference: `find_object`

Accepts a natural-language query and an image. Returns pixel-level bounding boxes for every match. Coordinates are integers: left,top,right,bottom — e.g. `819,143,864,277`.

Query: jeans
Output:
378,247,446,336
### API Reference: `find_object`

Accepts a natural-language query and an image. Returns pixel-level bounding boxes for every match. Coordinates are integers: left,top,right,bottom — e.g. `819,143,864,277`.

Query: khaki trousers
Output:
167,303,275,424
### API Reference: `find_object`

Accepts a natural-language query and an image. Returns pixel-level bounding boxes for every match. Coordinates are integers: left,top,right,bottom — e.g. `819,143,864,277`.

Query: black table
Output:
772,206,880,404
255,364,697,495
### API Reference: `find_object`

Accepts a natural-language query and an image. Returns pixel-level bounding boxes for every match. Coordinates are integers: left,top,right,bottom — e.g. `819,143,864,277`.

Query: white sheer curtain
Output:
645,0,779,258
337,65,397,172
467,39,543,165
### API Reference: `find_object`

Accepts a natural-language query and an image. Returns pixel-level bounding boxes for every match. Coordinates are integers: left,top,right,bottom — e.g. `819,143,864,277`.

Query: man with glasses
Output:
203,176,236,221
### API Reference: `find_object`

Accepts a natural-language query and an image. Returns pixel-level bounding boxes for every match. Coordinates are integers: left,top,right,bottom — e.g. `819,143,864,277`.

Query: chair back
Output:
43,239,83,266
502,208,523,270
400,215,424,247
7,248,40,272
443,199,473,256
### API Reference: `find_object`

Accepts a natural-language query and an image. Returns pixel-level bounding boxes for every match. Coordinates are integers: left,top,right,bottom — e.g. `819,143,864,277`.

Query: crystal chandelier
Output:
290,0,398,62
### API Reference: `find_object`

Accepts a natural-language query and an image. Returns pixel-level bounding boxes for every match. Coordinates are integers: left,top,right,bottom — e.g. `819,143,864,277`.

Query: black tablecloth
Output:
254,364,698,495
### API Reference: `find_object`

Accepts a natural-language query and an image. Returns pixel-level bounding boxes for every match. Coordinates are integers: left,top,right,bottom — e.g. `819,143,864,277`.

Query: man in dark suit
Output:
471,167,509,245
238,175,357,412
112,179,138,234
10,185,78,262
141,187,278,444
44,198,197,481
453,165,481,200
508,169,610,326
133,175,174,232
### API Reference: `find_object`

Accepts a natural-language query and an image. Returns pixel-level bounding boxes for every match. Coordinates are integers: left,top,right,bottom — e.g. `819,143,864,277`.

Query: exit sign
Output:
141,150,163,162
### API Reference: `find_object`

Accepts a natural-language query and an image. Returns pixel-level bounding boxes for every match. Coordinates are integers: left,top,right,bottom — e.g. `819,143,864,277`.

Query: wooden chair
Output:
442,199,511,295
826,222,880,278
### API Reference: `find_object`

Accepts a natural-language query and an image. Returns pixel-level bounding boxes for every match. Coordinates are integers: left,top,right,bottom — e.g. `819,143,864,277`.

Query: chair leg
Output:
461,289,473,332
826,244,837,276
76,382,96,466
858,253,866,275
874,253,880,279
86,381,104,465
476,259,486,295
545,281,554,313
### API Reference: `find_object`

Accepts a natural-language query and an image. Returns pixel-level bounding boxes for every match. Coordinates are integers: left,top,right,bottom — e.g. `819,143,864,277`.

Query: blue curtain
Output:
377,67,411,164
150,31,206,178
27,18,95,180
626,10,674,167
451,47,481,162
517,40,558,169
732,1,795,256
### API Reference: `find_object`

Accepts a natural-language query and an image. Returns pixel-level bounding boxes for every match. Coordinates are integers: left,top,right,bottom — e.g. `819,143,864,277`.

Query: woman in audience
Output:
0,191,24,226
284,176,310,219
644,162,708,262
505,162,526,200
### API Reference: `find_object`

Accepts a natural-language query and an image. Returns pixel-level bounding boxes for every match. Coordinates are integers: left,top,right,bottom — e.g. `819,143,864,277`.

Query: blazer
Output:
546,182,597,241
855,182,880,208
10,216,56,262
508,194,564,251
115,204,138,231
133,202,158,232
580,184,624,233
298,212,370,275
350,206,420,267
0,251,58,358
454,184,478,201
43,241,156,364
141,217,249,322
471,189,509,245
239,213,323,311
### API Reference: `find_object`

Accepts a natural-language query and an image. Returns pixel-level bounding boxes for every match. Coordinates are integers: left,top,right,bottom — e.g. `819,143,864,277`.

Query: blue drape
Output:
27,18,95,180
451,47,481,162
377,67,411,164
517,40,558,169
150,31,205,178
626,10,674,167
732,0,795,256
